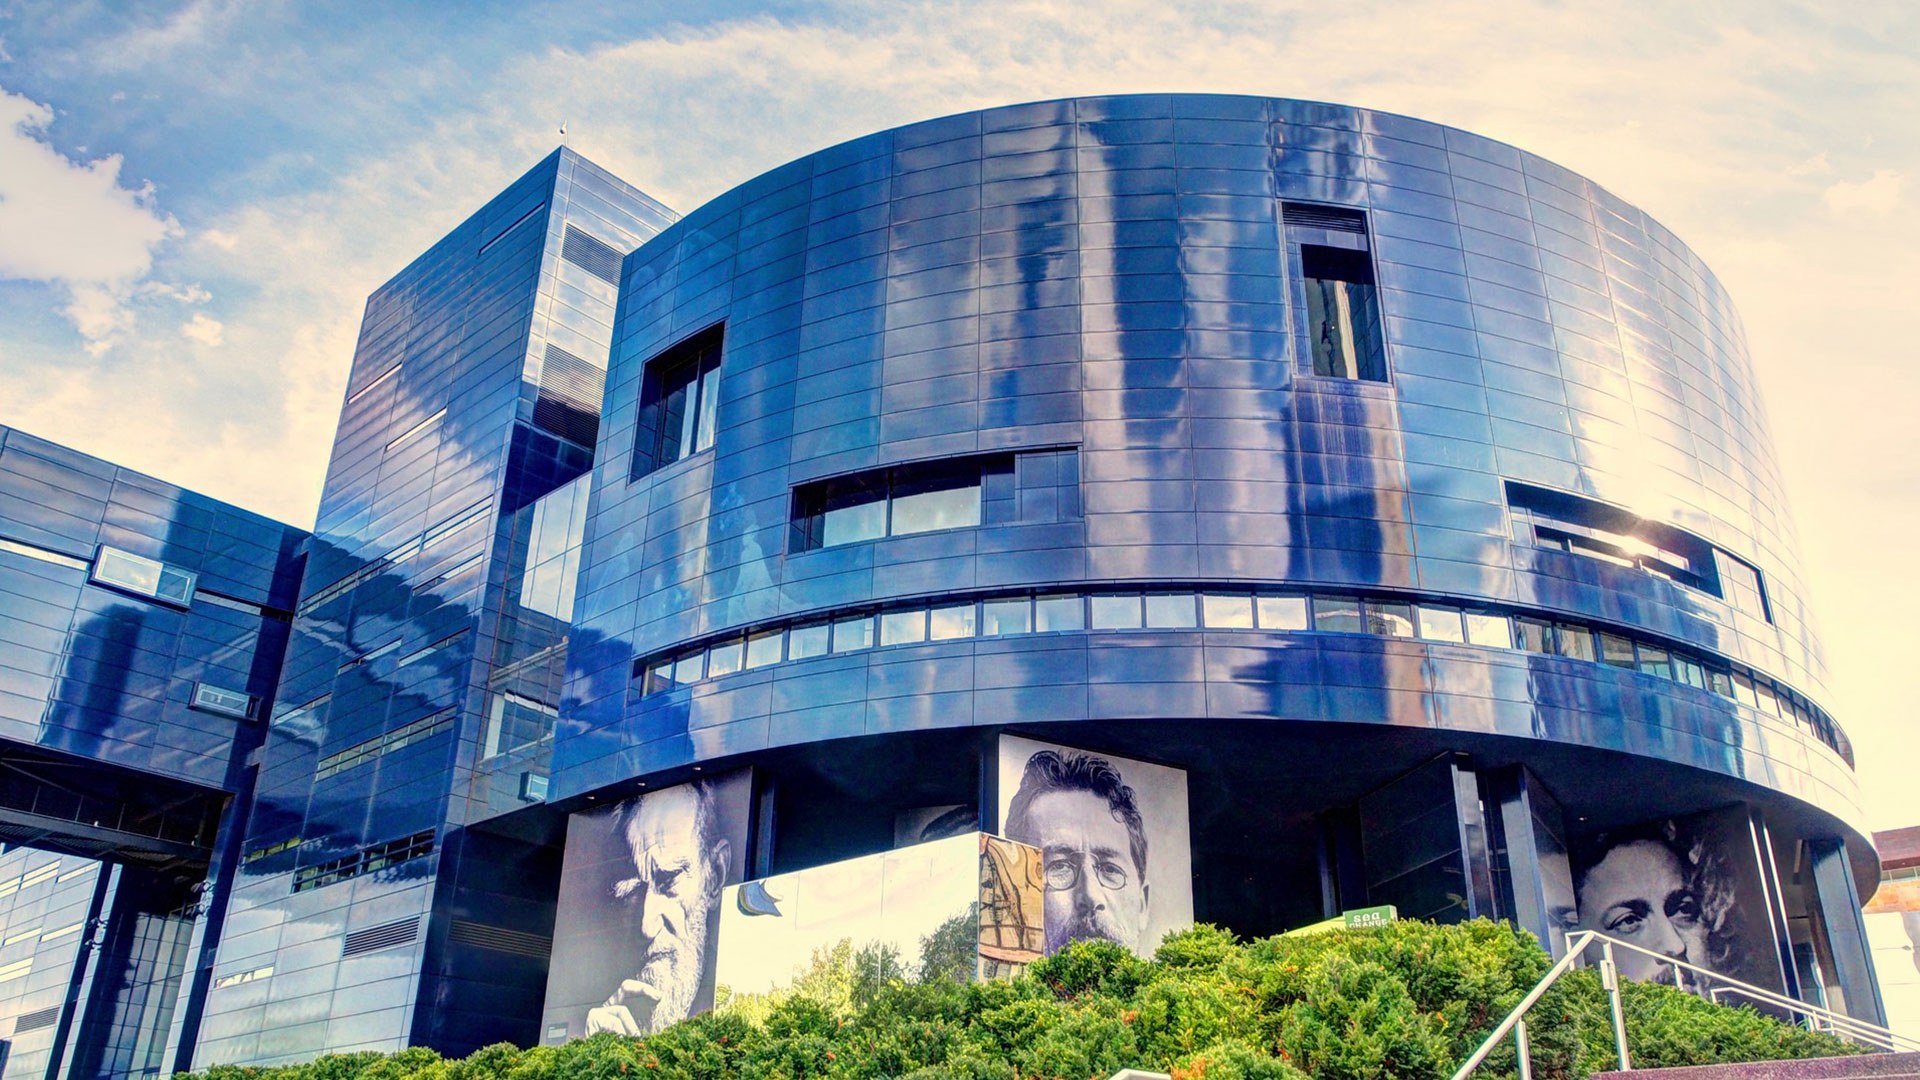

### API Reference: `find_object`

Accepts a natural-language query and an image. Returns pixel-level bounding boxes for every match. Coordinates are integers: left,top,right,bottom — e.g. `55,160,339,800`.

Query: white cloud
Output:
0,83,184,351
1824,168,1904,216
180,311,223,346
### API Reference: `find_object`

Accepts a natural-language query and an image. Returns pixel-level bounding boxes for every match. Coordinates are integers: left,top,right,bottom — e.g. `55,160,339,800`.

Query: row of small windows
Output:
0,861,75,902
792,457,1002,552
635,588,1846,759
312,708,454,782
290,829,436,894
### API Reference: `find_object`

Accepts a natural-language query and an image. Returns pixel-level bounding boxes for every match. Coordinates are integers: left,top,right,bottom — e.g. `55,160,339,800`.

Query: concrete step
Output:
1592,1052,1920,1080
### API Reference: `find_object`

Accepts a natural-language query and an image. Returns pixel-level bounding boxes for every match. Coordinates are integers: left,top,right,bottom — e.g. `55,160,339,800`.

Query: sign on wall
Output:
995,734,1193,956
540,770,754,1041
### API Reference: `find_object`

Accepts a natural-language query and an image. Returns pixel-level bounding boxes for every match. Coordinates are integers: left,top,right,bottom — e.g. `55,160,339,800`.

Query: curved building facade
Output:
0,97,1886,1077
551,93,1877,1026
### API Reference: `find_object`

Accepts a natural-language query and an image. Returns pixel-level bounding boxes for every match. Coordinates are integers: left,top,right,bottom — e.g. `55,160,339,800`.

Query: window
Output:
983,598,1033,636
1416,606,1466,643
788,624,830,659
791,456,1003,551
831,615,873,653
1202,594,1254,629
1312,596,1364,634
745,631,784,669
633,324,724,478
931,603,978,639
1090,595,1143,630
1555,624,1596,662
192,683,256,720
1464,612,1512,649
1367,600,1415,638
1504,481,1755,609
1256,595,1310,630
92,546,196,607
880,610,927,646
707,639,745,677
1143,593,1197,628
1284,203,1387,382
1034,595,1084,632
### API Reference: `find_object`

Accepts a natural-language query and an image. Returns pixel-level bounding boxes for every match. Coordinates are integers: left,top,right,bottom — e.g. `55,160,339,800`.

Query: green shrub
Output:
176,920,1864,1080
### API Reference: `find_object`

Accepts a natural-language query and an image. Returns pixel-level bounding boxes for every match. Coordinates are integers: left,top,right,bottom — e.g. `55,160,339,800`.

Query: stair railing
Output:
1450,930,1920,1080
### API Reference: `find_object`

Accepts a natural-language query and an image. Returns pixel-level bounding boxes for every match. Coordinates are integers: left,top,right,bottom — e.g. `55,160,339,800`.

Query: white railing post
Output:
1600,942,1632,1072
1515,1017,1532,1080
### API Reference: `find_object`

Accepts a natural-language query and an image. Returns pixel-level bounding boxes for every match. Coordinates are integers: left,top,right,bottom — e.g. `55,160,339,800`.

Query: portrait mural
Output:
540,770,754,1041
995,735,1193,957
1567,804,1785,998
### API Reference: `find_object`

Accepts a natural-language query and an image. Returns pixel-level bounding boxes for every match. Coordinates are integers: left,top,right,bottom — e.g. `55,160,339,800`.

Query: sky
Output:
0,1,1915,826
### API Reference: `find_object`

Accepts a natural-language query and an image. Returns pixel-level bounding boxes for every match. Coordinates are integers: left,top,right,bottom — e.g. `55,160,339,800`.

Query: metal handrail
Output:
1450,930,1920,1080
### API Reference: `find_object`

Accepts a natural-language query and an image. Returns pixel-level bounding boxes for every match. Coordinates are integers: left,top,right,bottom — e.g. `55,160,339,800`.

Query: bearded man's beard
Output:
638,904,711,1030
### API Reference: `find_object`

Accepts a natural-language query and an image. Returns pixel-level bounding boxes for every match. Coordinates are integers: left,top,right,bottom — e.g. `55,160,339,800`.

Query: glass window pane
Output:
880,610,928,646
694,362,721,453
1143,593,1196,628
1313,596,1364,634
832,615,874,653
707,640,744,677
646,661,674,695
1635,645,1671,679
1201,594,1253,629
1034,595,1084,632
1598,633,1636,669
981,599,1031,636
1754,680,1781,716
930,603,977,640
1256,595,1309,630
890,484,981,536
1733,672,1760,707
788,623,830,659
94,547,163,597
1416,606,1465,643
1708,669,1734,699
1555,624,1595,662
745,631,784,669
1514,619,1553,654
1674,656,1707,689
673,653,705,684
822,498,887,547
1368,601,1415,637
1465,613,1512,649
1090,594,1143,630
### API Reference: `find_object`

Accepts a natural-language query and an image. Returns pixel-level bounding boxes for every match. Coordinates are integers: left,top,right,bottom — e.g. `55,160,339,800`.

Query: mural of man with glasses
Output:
1003,749,1152,954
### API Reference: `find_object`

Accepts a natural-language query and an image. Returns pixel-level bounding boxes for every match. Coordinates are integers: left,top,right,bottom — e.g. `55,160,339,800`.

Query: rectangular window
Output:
1367,601,1415,638
792,456,1002,552
1285,204,1386,382
1312,596,1364,634
1143,593,1197,628
707,639,745,678
1598,633,1637,669
1416,606,1466,643
1514,618,1553,654
930,603,978,640
1256,595,1310,631
788,623,830,659
880,609,928,646
1202,594,1254,629
745,630,785,669
831,615,873,653
1034,595,1084,633
192,683,255,720
1090,594,1144,630
1464,612,1512,649
92,546,196,607
672,653,705,685
1554,624,1596,662
1635,645,1671,679
982,598,1032,636
1506,481,1729,599
1673,655,1707,689
633,324,724,479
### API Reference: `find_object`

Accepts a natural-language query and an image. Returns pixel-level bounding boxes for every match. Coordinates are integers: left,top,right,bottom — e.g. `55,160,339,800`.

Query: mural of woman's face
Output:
1575,839,1707,985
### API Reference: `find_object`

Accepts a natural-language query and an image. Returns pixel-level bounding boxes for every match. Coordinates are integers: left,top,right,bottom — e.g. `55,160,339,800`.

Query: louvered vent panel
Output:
341,916,420,957
15,1005,59,1032
1281,203,1368,233
561,226,622,285
449,919,552,959
532,343,605,448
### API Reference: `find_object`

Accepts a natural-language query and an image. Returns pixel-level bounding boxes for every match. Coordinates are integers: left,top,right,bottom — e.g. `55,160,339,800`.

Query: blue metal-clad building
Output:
0,97,1889,1077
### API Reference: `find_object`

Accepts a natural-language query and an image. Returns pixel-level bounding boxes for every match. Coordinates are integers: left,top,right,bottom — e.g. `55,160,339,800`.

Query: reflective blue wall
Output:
562,95,1860,841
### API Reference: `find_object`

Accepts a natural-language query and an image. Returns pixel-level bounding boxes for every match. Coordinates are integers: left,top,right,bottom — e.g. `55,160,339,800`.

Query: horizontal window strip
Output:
314,709,455,781
633,586,1849,764
384,408,447,453
0,535,90,570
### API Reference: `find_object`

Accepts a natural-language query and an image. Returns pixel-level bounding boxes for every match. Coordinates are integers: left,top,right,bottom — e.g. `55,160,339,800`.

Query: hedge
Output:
179,919,1858,1080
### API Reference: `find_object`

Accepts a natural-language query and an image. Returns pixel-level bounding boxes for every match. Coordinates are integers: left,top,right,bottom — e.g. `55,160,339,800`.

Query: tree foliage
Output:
175,919,1859,1080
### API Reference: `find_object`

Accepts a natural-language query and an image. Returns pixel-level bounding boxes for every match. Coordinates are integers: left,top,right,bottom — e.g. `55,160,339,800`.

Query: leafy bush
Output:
175,919,1860,1080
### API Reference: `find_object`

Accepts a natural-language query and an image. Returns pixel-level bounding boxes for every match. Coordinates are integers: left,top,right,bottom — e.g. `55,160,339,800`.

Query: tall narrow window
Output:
1284,203,1388,382
633,324,724,478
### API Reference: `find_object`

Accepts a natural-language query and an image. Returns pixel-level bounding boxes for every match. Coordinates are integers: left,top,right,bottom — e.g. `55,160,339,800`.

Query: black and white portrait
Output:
541,770,752,1041
996,735,1191,957
1568,806,1781,997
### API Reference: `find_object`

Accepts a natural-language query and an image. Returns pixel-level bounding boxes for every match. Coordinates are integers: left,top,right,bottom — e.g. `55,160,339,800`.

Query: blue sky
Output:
0,0,1916,826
